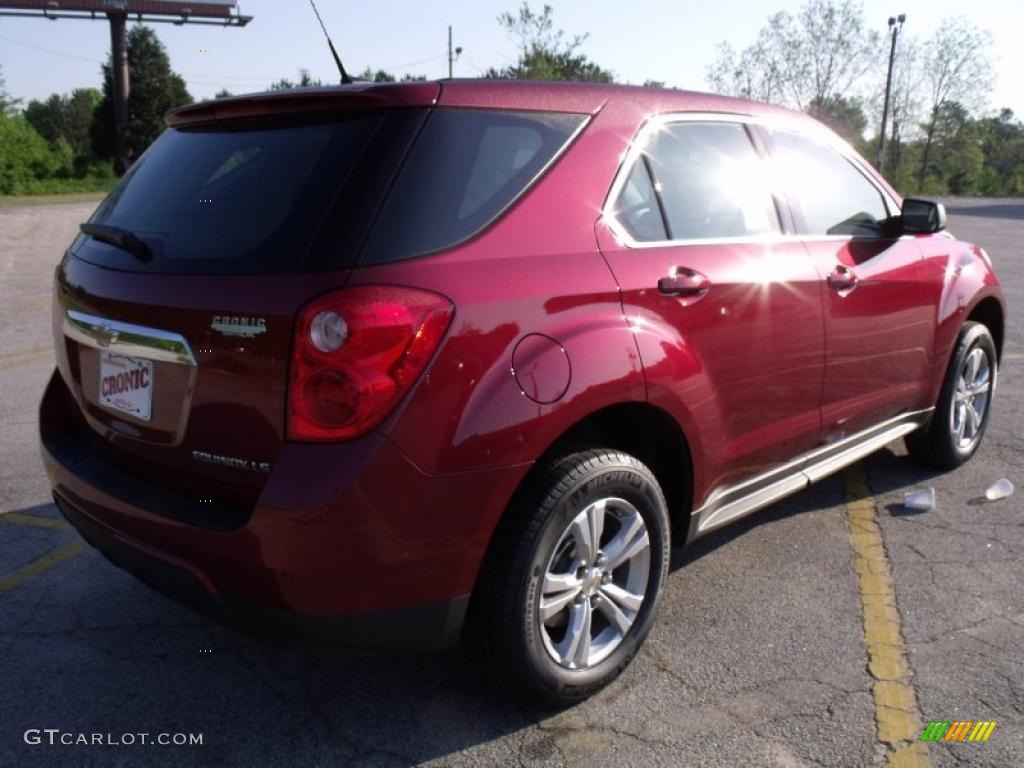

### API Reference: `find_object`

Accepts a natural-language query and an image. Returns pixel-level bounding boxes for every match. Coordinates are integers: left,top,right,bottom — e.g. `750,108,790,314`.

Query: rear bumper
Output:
40,370,528,650
53,490,469,649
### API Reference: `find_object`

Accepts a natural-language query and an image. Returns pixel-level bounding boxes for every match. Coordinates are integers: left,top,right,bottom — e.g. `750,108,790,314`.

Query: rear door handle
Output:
827,265,858,295
658,267,710,298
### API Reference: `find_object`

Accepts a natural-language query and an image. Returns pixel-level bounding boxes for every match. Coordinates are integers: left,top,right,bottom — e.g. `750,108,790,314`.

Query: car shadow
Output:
670,449,951,572
945,202,1024,221
1,450,953,766
1,503,547,767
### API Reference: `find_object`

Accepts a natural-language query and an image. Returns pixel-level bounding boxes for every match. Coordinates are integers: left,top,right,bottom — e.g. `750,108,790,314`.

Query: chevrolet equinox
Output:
40,80,1006,703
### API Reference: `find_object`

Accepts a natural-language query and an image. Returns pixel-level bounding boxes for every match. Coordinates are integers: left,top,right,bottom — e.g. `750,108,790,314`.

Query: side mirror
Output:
901,198,946,234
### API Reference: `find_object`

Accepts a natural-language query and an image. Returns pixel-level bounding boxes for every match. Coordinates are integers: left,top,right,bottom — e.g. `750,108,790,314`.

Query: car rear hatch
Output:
52,85,437,496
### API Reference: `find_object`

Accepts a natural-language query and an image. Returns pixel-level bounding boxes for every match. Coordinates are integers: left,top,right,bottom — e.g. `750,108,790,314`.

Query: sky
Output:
1,0,1022,117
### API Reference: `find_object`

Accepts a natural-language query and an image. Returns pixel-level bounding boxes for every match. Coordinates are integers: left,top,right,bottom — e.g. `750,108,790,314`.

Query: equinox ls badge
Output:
211,316,267,338
192,450,272,474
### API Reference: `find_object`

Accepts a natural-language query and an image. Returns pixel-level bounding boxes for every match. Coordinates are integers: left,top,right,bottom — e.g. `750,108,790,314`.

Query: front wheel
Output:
467,449,671,704
906,321,998,469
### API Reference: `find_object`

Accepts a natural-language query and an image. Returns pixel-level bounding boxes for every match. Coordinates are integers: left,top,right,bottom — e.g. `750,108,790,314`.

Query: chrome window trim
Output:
601,111,902,250
691,408,933,535
65,310,197,366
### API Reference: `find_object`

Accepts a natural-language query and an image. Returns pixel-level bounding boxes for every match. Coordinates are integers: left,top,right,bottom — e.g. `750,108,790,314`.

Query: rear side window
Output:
769,131,890,236
614,159,668,242
360,109,586,264
639,121,778,240
76,112,406,275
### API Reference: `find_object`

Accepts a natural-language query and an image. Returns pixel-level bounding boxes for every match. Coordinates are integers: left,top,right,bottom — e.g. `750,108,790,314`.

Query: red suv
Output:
40,80,1006,703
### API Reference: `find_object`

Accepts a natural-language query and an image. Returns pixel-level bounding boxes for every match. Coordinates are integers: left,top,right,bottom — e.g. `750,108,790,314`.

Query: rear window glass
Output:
76,113,390,275
360,109,586,265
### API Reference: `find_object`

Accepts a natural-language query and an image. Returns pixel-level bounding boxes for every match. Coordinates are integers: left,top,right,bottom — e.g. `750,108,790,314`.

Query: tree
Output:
917,19,993,185
707,41,782,103
0,64,21,117
269,69,322,90
24,89,101,158
0,114,70,193
213,88,234,100
91,26,191,166
707,0,879,110
925,101,985,194
808,94,868,145
358,67,395,83
879,36,923,176
486,3,614,82
974,109,1024,195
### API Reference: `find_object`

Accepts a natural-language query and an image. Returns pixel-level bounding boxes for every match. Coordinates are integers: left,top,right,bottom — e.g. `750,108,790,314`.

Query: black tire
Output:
466,448,671,705
905,321,998,469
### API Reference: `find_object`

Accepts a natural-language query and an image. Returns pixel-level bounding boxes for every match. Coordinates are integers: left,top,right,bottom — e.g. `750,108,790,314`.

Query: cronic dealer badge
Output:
210,316,267,338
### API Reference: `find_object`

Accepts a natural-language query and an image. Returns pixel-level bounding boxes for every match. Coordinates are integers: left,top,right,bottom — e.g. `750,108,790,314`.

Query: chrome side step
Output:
692,409,933,536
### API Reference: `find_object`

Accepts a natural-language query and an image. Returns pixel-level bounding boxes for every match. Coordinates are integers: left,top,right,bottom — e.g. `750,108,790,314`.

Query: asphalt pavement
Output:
0,198,1020,767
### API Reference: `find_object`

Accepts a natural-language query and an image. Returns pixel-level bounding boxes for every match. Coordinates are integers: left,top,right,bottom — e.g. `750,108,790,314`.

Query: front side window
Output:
622,121,777,241
769,131,890,237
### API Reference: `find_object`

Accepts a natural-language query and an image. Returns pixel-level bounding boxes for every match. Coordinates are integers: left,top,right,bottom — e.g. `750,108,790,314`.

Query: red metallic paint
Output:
41,80,1006,643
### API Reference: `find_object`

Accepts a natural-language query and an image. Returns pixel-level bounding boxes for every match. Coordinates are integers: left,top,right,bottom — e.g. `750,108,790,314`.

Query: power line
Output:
380,53,446,72
0,32,298,87
0,33,103,65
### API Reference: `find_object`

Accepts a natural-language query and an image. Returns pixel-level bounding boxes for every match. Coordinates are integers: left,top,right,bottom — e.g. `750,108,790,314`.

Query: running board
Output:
692,409,933,536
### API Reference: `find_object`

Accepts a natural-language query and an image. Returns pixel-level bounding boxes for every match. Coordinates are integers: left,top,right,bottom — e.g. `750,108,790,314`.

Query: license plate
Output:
99,351,153,421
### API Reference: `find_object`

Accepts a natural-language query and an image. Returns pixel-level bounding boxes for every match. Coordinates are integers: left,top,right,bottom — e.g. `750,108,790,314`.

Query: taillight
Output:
288,285,454,441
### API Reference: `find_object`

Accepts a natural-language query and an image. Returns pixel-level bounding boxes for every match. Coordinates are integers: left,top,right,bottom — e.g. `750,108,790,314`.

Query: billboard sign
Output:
0,1,238,17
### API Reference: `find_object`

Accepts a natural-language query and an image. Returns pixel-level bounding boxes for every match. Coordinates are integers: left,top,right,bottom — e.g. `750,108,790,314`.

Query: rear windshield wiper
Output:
79,223,153,263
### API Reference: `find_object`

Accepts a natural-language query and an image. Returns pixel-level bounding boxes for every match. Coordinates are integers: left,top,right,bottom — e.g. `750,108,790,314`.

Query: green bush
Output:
0,112,116,196
0,114,66,194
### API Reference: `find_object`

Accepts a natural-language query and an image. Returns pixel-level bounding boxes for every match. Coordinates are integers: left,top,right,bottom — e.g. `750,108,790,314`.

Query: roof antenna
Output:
307,0,353,84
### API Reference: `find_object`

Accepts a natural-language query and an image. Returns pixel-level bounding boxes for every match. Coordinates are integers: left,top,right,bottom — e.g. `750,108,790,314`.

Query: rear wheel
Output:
467,449,670,704
906,322,997,469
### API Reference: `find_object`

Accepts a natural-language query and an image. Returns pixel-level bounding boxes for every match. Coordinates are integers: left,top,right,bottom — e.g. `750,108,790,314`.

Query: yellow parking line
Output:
0,540,86,594
0,344,53,360
0,511,72,532
843,464,933,768
0,350,53,372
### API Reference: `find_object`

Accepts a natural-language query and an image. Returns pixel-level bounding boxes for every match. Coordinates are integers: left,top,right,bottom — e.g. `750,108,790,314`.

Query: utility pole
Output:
0,1,251,175
877,13,905,173
447,25,462,79
108,12,130,174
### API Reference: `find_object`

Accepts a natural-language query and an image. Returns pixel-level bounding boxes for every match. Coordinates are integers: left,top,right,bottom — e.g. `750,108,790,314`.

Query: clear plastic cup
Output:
985,479,1014,502
903,487,936,512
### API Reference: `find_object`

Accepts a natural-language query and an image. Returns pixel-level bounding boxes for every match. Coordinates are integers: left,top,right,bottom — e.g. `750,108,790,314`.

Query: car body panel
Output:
803,234,935,439
40,80,1007,648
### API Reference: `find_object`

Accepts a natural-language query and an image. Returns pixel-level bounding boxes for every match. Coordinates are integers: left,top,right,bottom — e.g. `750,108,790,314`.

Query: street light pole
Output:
877,13,905,173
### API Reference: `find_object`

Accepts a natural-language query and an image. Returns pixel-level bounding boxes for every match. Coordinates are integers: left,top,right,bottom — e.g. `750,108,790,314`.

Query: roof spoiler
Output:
166,83,441,127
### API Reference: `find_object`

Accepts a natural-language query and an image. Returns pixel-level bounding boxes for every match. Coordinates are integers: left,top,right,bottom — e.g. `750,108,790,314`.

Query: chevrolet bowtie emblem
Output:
96,325,120,348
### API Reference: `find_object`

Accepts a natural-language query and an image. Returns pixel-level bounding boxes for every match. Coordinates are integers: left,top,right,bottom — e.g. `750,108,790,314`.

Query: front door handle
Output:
827,265,858,295
658,267,710,298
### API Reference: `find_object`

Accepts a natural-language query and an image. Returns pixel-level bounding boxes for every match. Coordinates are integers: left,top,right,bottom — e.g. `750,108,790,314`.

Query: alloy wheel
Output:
950,346,993,449
538,497,651,670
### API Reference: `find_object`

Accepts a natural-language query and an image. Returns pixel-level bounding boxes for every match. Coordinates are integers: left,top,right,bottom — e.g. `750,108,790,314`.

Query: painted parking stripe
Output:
843,464,933,768
0,511,73,532
0,350,53,372
0,344,53,360
0,540,86,594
